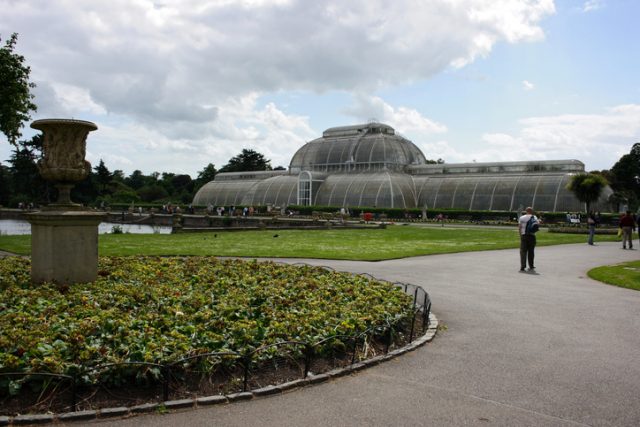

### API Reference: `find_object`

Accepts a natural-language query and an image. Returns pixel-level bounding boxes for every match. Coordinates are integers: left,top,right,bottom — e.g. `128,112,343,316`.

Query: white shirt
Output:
518,214,537,235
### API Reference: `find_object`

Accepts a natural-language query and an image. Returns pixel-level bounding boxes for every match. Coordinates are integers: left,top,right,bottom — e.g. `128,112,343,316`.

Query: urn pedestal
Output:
26,119,105,284
27,211,105,284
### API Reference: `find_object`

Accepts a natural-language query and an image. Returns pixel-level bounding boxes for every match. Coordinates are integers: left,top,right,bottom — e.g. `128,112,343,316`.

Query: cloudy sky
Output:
1,0,639,177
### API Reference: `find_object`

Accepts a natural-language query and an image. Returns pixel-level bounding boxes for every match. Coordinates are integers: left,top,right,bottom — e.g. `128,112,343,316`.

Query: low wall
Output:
175,215,379,232
0,209,28,220
103,211,377,231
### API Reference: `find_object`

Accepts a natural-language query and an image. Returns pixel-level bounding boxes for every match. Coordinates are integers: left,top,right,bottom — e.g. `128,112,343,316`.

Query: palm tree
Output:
566,173,609,213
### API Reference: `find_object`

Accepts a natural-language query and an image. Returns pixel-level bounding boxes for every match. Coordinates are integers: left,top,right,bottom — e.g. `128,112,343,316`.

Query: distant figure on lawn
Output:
518,207,539,273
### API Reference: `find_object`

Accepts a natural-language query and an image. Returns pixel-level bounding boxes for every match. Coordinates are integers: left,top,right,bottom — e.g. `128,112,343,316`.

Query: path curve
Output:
89,242,640,426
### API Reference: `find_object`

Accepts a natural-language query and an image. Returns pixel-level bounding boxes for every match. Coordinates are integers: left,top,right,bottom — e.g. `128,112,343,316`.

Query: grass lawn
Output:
588,260,640,291
0,224,619,261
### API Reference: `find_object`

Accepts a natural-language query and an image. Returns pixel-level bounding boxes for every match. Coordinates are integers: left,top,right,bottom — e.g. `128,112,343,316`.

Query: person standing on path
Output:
518,207,539,273
619,210,636,250
636,211,640,248
587,211,598,245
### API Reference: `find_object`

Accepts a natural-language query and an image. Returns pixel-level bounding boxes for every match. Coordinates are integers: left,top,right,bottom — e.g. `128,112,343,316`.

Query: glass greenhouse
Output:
193,123,612,212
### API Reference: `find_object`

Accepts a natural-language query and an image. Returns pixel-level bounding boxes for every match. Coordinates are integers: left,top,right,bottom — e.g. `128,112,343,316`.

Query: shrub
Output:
0,257,413,392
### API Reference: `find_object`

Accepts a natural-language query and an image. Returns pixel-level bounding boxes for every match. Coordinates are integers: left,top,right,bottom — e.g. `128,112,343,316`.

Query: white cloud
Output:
86,151,133,169
342,94,456,163
0,0,555,174
4,0,555,118
415,140,466,163
81,94,316,174
344,95,447,136
50,83,107,115
476,104,640,170
522,80,535,91
582,0,605,13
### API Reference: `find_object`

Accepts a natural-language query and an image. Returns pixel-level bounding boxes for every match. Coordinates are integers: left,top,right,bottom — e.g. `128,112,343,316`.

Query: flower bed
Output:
0,256,415,413
548,225,618,234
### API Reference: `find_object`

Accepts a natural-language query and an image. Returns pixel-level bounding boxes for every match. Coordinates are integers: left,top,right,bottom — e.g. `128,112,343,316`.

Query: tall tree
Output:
170,174,193,194
125,169,146,190
94,159,112,194
159,173,193,203
0,164,11,206
566,173,609,213
111,170,125,183
219,149,272,173
194,163,217,191
7,136,48,205
0,33,37,145
609,142,640,210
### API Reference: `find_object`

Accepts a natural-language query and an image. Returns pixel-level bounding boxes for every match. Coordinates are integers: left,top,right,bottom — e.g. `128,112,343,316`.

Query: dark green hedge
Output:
287,205,518,221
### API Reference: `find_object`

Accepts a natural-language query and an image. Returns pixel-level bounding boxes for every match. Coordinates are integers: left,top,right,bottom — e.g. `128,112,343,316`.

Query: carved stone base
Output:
26,211,107,284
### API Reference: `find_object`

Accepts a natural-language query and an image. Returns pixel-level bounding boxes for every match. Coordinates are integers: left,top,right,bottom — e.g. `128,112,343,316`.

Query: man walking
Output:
519,207,539,273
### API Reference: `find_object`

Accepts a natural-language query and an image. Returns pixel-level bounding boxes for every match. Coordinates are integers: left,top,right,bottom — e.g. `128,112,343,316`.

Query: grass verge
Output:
588,260,640,291
0,225,619,260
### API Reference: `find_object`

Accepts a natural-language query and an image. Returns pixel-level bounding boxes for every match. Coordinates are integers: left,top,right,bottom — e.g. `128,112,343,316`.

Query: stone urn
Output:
30,118,97,208
27,118,105,284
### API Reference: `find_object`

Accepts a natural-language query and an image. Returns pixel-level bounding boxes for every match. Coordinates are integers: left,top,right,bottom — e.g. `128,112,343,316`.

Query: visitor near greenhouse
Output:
518,207,539,273
587,211,599,245
619,210,636,250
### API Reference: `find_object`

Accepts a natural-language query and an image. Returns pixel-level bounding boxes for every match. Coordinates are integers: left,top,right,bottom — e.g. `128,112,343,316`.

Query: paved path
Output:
87,242,639,426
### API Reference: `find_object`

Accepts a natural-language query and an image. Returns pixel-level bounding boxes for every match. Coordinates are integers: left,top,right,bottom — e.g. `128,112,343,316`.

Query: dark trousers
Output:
588,225,596,245
520,234,536,269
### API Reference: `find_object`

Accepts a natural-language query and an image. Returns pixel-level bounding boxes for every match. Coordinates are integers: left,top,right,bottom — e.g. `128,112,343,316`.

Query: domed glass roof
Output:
289,123,427,173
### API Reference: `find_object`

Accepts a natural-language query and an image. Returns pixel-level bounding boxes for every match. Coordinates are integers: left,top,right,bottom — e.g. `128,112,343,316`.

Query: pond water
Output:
0,219,172,235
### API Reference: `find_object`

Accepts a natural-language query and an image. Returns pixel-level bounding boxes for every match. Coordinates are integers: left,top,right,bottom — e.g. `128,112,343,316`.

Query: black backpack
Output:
525,216,539,234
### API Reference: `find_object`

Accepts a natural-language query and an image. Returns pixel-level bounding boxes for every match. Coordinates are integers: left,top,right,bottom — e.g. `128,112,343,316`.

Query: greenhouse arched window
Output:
298,171,312,206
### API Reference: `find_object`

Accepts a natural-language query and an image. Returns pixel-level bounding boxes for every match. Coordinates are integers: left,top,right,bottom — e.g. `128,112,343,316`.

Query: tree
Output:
7,134,49,205
566,173,609,213
0,33,37,145
137,184,169,202
110,188,141,204
609,142,640,210
94,159,112,194
0,164,10,206
170,174,193,194
219,149,272,173
194,163,217,191
125,170,146,190
111,169,125,183
425,158,445,164
8,147,47,205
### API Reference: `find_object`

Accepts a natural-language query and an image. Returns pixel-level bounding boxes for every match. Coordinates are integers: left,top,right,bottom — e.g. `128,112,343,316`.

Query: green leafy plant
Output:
0,256,413,396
